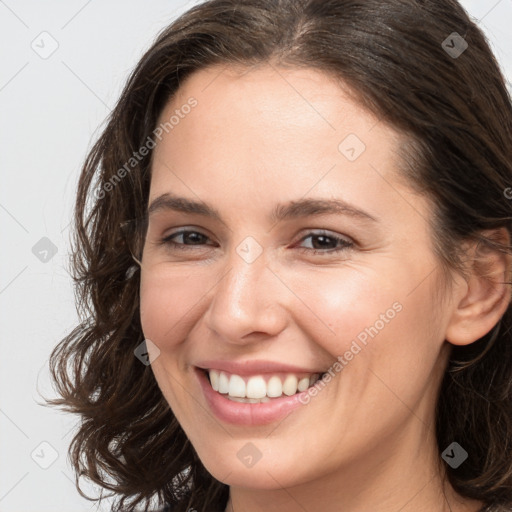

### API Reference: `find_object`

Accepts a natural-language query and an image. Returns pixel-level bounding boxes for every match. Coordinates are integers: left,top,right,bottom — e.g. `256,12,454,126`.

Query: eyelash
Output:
158,229,354,256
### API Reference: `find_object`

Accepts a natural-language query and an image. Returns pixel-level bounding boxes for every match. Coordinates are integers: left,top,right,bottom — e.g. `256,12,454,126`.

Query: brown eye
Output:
160,230,216,250
296,231,354,255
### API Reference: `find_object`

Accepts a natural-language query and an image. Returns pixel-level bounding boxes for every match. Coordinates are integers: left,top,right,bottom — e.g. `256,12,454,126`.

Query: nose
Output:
204,243,288,345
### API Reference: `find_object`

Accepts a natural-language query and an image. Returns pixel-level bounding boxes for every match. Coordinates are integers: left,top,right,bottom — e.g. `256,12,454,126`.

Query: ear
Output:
445,227,512,346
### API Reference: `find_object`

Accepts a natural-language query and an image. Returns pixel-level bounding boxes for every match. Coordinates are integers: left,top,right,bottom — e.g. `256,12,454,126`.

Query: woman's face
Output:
140,64,458,490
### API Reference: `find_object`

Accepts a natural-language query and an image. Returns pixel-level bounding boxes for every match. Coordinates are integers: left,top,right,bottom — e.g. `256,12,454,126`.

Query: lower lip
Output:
196,368,311,426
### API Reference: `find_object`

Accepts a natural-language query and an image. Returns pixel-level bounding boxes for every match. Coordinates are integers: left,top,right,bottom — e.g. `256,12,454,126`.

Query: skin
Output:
139,63,510,512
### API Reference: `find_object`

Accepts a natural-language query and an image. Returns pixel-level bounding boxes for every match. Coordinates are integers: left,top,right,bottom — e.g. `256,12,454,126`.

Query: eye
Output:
159,229,216,251
295,231,354,255
158,229,354,256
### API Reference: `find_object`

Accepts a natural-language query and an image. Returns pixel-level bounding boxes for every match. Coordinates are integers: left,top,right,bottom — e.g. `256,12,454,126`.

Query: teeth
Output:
227,396,271,403
297,376,310,392
246,376,267,399
218,372,229,394
207,370,321,399
282,375,298,396
228,374,246,398
267,376,282,397
210,369,219,391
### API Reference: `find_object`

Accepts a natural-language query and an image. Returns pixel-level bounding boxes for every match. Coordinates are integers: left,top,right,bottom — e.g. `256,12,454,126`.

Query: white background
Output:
1,1,511,510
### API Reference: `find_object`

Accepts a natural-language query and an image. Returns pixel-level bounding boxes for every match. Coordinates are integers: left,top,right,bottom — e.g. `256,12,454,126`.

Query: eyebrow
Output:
147,192,379,224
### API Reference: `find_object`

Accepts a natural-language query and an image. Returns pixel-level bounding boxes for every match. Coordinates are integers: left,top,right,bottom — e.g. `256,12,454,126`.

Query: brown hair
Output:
47,0,512,511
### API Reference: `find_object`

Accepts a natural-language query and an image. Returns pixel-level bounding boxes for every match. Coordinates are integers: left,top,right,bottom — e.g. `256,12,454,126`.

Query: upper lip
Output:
195,359,326,376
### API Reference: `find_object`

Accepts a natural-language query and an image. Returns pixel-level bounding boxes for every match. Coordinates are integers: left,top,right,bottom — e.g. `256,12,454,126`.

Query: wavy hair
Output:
47,0,512,510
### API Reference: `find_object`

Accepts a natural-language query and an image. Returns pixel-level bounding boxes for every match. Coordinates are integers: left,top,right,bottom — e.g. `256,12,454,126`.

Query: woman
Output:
47,0,512,511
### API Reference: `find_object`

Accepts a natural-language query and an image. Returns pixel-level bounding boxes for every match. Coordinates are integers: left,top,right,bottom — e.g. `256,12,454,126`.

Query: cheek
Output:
281,265,400,355
139,270,208,425
139,269,208,347
287,264,443,390
279,267,445,460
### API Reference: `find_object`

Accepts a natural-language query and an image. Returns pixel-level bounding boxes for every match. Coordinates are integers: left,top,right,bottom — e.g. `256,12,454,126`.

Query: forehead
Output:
149,63,430,232
159,63,391,152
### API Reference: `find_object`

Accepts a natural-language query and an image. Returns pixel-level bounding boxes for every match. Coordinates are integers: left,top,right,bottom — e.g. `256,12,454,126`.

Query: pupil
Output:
313,235,334,249
185,232,204,244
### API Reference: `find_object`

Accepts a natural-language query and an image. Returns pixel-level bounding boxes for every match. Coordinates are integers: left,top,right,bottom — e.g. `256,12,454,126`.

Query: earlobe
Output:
445,227,512,347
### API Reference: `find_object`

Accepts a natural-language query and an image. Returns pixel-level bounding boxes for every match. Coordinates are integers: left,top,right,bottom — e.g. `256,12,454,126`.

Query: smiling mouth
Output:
203,368,324,403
